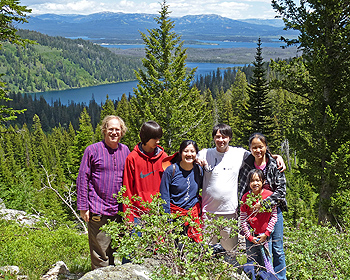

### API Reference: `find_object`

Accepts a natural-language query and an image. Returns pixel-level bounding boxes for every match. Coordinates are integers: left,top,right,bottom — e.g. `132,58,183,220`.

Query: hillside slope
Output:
0,30,142,94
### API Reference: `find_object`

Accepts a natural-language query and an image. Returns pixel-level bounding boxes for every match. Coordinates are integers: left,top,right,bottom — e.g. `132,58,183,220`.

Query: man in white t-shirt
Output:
198,123,248,253
198,123,285,260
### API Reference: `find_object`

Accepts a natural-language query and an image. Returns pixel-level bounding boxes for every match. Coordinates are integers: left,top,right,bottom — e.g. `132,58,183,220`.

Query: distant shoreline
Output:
109,46,299,65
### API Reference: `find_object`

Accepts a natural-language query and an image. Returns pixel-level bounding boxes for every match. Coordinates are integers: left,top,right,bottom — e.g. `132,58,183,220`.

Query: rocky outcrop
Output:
41,261,69,280
79,264,151,280
79,258,250,280
0,198,39,226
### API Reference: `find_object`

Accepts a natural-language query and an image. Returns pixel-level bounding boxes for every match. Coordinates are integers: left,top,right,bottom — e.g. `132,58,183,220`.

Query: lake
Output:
33,62,245,105
102,40,284,49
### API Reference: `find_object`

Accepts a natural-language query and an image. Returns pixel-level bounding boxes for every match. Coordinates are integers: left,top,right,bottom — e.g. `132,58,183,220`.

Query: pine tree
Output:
0,0,31,124
31,114,51,169
115,93,134,148
95,95,115,142
68,108,94,179
243,38,275,146
230,70,249,146
130,0,209,153
0,1,31,47
272,0,350,223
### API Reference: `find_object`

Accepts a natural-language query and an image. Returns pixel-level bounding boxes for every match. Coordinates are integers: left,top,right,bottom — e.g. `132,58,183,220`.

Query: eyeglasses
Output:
107,128,121,133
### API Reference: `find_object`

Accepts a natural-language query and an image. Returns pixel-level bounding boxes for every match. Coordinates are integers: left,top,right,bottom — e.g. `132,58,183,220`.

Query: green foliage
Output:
328,141,350,229
130,0,210,153
0,79,26,123
0,219,90,279
0,0,31,47
271,0,350,223
103,187,240,279
284,222,350,279
242,38,276,147
241,192,271,213
0,30,142,93
67,108,94,180
283,168,318,226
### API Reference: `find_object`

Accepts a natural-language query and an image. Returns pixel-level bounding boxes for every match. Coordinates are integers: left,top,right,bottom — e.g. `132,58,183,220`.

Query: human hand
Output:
252,201,261,212
196,158,208,168
252,237,260,244
256,233,267,244
273,154,286,172
80,210,90,222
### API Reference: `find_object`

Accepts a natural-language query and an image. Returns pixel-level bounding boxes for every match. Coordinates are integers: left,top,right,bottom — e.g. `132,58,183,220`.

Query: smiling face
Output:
250,173,263,195
250,137,267,161
214,130,231,153
104,118,122,149
181,144,197,165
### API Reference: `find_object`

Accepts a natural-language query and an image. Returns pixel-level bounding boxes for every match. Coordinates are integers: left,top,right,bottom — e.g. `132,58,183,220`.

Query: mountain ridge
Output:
23,12,298,42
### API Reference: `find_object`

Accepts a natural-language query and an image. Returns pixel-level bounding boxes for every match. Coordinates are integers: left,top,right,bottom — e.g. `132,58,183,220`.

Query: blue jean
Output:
245,237,272,270
271,209,287,280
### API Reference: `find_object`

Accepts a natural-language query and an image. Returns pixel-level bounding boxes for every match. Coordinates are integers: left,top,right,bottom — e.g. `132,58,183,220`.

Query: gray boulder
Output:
79,257,250,280
79,263,151,280
41,261,69,280
0,198,5,209
0,208,39,226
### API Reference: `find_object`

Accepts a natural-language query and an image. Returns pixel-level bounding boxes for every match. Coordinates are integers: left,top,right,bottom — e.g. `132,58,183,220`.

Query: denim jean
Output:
245,237,272,270
271,208,287,280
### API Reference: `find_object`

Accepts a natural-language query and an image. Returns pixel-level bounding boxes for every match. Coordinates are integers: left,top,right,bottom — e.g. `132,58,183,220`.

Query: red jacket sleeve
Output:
123,155,135,222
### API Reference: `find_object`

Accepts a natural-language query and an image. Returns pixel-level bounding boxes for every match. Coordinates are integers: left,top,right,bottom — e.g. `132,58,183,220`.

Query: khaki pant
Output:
202,212,238,252
88,214,122,270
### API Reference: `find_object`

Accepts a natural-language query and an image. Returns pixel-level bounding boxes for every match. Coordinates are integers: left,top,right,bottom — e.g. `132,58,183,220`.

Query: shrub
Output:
103,188,242,280
284,221,350,279
0,219,90,279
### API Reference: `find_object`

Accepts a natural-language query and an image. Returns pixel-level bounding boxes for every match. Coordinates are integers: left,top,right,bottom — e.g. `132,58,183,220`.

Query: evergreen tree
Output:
115,93,134,148
0,0,30,124
216,89,235,131
130,0,209,153
272,0,350,223
68,108,94,179
31,114,51,169
243,38,275,146
229,70,249,146
0,0,31,47
95,96,115,142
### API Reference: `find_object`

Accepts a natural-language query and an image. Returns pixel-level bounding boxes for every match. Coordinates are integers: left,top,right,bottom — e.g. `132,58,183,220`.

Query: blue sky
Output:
21,0,278,19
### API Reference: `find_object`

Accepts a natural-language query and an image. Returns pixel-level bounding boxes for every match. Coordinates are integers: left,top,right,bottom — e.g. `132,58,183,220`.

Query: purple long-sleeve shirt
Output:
76,141,130,216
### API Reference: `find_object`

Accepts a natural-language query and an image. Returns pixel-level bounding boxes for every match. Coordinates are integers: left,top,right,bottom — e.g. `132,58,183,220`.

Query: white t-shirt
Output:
198,146,248,214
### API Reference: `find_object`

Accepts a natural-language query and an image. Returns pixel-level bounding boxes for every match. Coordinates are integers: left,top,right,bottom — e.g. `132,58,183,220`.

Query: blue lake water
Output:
102,40,284,49
32,62,246,105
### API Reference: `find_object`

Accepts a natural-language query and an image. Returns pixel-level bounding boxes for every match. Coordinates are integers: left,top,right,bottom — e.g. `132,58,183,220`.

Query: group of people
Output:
76,116,287,279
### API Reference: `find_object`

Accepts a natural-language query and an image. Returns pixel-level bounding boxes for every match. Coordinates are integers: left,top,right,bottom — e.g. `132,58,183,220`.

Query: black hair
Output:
212,123,232,139
139,121,163,145
248,132,269,151
247,169,264,184
248,132,267,147
179,140,199,156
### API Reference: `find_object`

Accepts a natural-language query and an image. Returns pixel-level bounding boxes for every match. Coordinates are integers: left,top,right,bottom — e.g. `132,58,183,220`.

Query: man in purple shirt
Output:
77,115,130,270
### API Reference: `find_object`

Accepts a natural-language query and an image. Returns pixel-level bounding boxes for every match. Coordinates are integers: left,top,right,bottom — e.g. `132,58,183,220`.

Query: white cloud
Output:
22,0,277,19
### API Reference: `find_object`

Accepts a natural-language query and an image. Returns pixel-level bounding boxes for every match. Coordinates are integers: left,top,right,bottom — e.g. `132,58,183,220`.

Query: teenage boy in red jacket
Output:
123,121,168,222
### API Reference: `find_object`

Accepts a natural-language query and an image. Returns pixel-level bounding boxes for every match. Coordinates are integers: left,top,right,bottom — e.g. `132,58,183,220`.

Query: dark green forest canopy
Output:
1,64,257,132
0,29,142,93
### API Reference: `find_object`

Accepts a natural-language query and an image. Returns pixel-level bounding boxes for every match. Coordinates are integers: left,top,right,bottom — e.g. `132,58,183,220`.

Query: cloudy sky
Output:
20,0,278,19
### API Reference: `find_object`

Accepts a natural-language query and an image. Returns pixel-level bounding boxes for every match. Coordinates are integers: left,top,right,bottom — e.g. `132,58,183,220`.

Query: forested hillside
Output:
1,0,350,279
0,30,142,93
2,64,260,133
